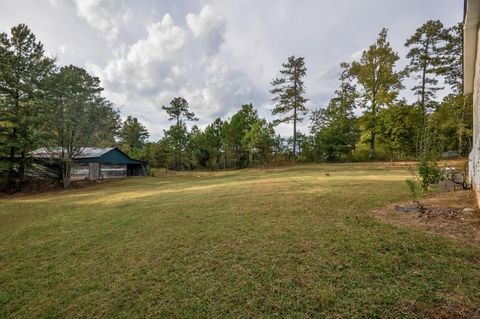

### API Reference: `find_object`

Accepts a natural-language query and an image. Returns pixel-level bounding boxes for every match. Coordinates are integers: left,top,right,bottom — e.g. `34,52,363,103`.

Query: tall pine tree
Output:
0,24,55,191
440,23,471,155
442,23,463,93
405,20,449,157
270,56,308,159
162,97,198,126
162,97,197,170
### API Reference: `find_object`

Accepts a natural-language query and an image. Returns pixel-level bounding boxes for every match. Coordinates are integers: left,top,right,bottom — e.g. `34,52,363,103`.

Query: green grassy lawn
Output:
1,163,480,318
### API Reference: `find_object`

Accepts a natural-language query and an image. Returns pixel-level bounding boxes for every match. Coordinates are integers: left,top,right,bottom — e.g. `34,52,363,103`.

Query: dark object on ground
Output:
394,205,420,213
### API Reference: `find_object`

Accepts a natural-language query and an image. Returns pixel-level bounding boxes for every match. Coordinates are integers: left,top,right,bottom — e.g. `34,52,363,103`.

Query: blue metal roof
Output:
33,147,147,165
76,148,147,165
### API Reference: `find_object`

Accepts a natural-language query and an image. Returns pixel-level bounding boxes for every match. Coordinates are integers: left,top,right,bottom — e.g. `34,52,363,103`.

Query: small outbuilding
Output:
31,147,148,181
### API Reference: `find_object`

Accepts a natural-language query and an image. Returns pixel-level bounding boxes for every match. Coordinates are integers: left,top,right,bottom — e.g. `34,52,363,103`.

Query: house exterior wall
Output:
469,27,480,203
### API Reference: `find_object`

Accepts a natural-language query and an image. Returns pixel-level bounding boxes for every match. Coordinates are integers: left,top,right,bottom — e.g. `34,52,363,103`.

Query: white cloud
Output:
89,5,259,138
186,5,223,38
186,4,225,54
73,0,131,41
8,0,459,139
99,13,188,93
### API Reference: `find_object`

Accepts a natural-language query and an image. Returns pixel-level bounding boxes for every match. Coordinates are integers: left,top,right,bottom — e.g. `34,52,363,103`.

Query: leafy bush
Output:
418,160,442,193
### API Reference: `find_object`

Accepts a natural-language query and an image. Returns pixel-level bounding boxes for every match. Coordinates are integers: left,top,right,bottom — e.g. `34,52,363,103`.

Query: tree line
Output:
129,20,468,168
303,22,468,163
0,20,469,191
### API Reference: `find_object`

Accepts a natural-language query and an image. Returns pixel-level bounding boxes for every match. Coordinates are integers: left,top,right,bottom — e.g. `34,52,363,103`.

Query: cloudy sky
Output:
0,0,463,140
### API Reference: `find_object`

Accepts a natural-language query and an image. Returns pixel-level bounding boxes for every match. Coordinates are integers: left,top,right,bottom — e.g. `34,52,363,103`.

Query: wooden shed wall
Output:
70,163,127,180
70,163,89,181
101,164,127,179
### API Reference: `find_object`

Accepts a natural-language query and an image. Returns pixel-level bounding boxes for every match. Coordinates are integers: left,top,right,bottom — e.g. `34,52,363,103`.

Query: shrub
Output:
418,160,442,193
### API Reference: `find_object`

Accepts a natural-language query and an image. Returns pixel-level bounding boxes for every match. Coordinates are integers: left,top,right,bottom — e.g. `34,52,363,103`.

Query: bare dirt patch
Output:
371,190,480,245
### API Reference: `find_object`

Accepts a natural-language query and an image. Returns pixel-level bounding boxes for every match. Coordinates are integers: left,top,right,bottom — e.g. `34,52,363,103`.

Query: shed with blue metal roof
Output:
31,147,148,181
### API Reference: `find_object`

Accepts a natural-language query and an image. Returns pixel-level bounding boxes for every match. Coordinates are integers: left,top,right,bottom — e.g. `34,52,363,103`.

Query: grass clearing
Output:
1,163,480,318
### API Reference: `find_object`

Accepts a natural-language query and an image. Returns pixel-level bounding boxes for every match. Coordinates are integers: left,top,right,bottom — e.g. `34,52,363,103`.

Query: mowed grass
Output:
1,163,480,318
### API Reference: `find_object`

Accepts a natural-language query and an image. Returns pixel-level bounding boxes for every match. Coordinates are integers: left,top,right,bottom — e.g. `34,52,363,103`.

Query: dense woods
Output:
0,20,471,191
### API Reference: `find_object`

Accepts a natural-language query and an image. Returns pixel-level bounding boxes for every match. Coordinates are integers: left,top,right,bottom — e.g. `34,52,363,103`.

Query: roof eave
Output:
464,0,480,95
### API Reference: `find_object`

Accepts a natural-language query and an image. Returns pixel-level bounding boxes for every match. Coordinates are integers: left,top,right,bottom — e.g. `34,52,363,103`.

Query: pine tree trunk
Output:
292,75,298,160
293,110,297,159
176,116,180,171
419,71,426,158
418,42,428,158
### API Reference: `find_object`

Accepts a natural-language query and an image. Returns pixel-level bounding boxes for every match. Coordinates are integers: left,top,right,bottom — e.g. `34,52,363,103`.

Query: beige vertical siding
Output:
470,27,480,204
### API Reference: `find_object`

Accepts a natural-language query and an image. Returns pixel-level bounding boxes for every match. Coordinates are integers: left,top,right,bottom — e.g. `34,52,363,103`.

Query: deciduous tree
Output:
310,64,359,162
223,103,258,168
351,28,403,160
42,65,120,188
377,100,420,160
